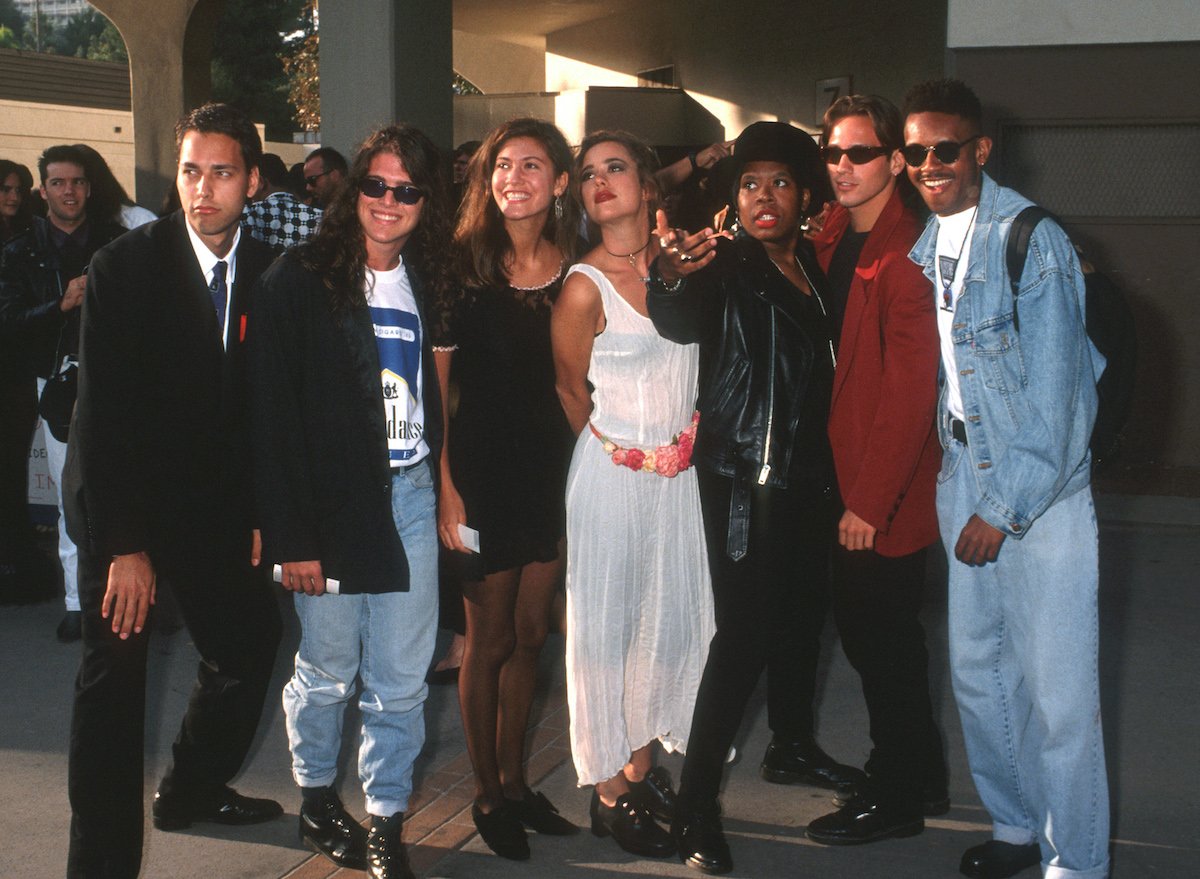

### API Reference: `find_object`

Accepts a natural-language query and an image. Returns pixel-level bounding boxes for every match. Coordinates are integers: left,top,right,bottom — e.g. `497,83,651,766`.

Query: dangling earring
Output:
554,195,563,220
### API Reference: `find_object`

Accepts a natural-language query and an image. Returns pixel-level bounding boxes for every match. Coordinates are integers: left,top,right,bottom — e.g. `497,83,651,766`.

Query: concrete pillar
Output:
90,0,223,212
320,0,453,156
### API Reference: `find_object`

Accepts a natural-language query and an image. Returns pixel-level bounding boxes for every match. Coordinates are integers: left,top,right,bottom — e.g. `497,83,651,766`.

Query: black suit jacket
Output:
248,251,444,593
64,212,275,562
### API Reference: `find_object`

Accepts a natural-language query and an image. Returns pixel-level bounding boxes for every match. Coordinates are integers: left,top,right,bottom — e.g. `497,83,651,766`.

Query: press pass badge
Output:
272,564,341,595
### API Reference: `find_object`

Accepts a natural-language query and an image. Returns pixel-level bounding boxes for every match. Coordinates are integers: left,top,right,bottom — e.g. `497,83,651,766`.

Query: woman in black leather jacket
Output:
647,121,860,874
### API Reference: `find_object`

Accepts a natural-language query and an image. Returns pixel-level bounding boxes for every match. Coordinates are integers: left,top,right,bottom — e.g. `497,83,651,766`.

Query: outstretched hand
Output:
653,209,726,283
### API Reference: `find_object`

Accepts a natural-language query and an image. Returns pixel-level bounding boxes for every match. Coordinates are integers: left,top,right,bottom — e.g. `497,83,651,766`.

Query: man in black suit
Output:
64,103,283,879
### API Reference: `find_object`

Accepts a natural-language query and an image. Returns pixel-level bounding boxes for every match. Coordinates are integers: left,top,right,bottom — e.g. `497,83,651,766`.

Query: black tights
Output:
458,554,561,809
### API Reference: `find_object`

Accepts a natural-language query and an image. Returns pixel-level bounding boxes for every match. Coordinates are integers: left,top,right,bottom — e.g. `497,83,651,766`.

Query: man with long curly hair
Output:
249,125,454,879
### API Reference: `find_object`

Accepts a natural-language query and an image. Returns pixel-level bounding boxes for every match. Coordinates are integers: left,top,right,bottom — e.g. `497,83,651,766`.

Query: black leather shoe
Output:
834,779,951,816
627,766,677,823
959,840,1041,878
672,802,732,875
759,738,866,789
472,801,530,860
507,788,579,836
299,787,368,870
367,813,415,879
56,610,82,642
806,793,924,845
152,785,284,831
590,789,675,858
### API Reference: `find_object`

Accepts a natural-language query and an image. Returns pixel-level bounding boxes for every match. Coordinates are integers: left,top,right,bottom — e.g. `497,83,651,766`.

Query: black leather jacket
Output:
648,236,836,556
0,216,125,377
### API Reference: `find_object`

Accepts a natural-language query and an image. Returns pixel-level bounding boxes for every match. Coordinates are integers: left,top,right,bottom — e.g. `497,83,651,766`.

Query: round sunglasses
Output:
900,135,982,168
358,177,426,204
820,145,890,165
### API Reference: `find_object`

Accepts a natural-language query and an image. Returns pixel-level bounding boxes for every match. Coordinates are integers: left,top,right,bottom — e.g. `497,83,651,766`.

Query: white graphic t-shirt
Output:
367,260,428,467
934,205,978,421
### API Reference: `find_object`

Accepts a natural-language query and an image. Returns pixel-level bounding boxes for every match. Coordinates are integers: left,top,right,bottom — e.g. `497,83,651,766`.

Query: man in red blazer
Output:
804,94,947,846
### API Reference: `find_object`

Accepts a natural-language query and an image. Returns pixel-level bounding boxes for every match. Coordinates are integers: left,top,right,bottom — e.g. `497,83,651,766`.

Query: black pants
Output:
832,544,946,802
0,371,43,599
66,539,281,879
678,468,836,807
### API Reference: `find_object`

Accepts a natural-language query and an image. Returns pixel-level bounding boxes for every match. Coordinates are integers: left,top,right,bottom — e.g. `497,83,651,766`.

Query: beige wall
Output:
544,0,947,139
453,29,545,93
0,99,136,194
948,0,1200,47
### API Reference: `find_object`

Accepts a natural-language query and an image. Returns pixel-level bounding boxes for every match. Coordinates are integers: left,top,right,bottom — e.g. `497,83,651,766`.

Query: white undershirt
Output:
933,206,977,421
184,221,240,350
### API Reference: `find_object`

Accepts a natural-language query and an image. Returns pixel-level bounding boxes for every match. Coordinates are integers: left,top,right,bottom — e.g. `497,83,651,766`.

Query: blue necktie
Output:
209,260,228,335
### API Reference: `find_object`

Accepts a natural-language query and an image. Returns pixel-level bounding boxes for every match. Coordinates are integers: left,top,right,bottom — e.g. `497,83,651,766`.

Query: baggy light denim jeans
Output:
283,461,438,817
938,440,1110,879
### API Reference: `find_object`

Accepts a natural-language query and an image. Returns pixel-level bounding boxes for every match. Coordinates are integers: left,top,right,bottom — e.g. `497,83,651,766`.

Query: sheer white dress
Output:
563,263,715,786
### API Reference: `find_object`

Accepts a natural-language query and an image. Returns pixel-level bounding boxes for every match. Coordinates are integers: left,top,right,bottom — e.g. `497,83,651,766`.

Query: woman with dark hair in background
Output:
250,124,454,879
552,129,714,861
647,121,861,874
432,117,581,860
71,144,157,229
0,160,55,604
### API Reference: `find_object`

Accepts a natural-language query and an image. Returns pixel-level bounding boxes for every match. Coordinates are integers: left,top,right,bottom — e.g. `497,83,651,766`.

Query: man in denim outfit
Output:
903,79,1109,879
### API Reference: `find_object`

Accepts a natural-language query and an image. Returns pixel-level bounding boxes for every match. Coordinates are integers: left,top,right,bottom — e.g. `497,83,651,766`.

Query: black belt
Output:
951,419,969,445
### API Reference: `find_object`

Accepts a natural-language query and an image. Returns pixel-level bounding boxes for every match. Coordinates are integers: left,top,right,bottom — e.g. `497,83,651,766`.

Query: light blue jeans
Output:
283,462,438,817
938,440,1110,879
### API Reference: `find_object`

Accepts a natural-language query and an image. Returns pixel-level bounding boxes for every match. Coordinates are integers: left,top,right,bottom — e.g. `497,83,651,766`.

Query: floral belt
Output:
589,411,700,478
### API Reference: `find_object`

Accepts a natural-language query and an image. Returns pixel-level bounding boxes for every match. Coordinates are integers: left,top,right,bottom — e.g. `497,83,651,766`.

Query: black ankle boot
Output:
299,786,367,870
366,813,414,879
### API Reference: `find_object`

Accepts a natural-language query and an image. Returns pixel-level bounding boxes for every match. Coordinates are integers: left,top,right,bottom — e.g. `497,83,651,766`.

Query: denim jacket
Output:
909,173,1104,538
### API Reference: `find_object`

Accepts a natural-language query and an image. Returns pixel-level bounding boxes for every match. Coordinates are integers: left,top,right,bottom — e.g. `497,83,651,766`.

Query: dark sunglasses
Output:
901,135,982,167
820,145,890,165
358,177,426,204
304,169,332,187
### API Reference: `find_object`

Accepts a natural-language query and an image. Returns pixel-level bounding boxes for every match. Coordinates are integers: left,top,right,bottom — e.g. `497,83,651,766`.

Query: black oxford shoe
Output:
152,786,283,831
507,788,579,836
672,803,732,875
627,765,677,823
834,778,951,816
960,840,1042,878
590,790,675,858
805,794,924,845
299,787,368,870
759,737,866,789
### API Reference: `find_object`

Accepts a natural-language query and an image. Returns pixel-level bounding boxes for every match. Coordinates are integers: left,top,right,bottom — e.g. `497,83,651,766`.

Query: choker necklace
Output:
604,236,651,272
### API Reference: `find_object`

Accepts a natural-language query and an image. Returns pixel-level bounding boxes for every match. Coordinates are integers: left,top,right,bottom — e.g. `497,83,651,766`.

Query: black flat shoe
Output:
152,785,283,831
627,766,676,823
56,610,82,643
672,802,732,875
959,840,1042,878
507,789,579,835
367,813,415,879
759,737,865,790
590,789,675,858
299,787,368,870
472,802,530,860
806,794,924,845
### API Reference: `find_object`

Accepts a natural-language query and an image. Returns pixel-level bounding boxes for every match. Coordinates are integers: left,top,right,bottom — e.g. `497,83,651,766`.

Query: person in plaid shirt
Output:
243,153,322,251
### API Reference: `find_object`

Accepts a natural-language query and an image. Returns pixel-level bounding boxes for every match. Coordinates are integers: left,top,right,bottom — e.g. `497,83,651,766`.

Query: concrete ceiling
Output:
453,0,642,48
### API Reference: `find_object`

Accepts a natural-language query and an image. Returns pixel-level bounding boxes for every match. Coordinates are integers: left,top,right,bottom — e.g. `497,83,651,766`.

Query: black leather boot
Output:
299,786,367,870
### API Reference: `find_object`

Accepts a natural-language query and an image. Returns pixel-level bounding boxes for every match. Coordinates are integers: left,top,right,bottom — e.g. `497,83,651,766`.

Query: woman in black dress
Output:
432,118,580,860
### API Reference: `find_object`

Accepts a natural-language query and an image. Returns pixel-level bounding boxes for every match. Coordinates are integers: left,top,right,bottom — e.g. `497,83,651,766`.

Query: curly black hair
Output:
902,79,983,128
295,124,454,313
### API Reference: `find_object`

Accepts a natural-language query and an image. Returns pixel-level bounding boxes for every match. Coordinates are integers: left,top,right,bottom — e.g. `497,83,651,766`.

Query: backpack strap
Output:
1005,205,1052,333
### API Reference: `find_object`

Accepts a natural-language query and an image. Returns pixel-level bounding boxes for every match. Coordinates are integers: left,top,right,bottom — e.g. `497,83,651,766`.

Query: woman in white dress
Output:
551,130,715,859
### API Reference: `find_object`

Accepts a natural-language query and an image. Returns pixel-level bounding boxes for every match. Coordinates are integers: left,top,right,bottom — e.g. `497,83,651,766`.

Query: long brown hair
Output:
454,117,579,290
297,125,454,311
0,159,34,240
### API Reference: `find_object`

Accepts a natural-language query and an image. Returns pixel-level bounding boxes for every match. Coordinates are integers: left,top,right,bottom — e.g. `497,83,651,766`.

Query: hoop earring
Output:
554,195,564,220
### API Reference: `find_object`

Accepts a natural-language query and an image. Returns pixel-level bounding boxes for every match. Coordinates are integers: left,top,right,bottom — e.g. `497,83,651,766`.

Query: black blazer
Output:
64,212,275,561
248,252,444,594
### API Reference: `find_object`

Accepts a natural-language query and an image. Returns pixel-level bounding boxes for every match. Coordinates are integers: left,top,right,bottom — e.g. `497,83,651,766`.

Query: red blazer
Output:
813,189,941,557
